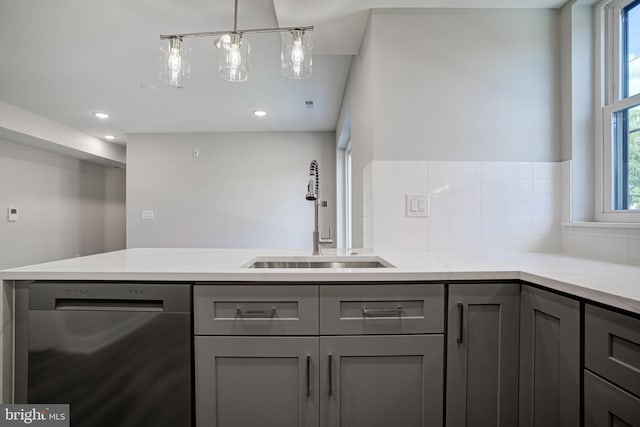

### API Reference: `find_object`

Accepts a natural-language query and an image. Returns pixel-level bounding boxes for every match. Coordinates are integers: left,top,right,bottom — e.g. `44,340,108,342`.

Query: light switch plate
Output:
7,206,18,222
405,194,429,217
141,209,154,220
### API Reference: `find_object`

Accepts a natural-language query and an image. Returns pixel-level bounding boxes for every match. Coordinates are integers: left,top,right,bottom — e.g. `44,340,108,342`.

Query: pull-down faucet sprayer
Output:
306,160,319,201
306,160,333,255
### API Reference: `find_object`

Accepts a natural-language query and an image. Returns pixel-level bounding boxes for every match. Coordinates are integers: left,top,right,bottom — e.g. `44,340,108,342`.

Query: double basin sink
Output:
245,256,394,269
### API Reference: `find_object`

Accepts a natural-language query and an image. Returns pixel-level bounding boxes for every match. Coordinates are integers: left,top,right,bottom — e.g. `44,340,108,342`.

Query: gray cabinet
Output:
318,284,444,427
319,284,444,335
519,285,580,427
320,335,443,427
584,370,640,427
194,283,446,427
584,304,640,427
195,336,319,427
194,285,319,335
446,283,520,427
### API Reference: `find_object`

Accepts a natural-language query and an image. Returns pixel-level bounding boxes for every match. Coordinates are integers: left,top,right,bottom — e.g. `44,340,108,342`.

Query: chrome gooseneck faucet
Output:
306,160,333,255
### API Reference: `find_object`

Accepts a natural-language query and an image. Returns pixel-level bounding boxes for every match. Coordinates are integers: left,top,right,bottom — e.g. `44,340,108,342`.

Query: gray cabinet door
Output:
319,335,443,427
585,304,640,398
195,336,319,427
584,370,640,427
519,285,580,427
446,283,520,427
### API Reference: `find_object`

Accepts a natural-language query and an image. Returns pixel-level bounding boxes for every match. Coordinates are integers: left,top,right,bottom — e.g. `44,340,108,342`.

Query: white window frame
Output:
596,0,640,222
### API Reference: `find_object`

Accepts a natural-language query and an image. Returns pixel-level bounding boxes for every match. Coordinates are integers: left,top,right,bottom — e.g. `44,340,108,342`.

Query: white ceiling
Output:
0,0,566,145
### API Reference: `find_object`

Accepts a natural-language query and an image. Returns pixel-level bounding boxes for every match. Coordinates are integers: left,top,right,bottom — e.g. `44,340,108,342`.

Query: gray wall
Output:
340,14,375,250
0,139,126,269
371,9,561,162
560,1,595,221
126,132,336,249
339,8,562,246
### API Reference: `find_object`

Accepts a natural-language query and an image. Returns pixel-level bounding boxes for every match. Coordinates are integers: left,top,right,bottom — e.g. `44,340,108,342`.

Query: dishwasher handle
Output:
55,298,164,312
29,283,191,313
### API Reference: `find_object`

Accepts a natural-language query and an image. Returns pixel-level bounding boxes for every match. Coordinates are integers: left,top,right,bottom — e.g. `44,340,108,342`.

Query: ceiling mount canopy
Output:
159,0,313,86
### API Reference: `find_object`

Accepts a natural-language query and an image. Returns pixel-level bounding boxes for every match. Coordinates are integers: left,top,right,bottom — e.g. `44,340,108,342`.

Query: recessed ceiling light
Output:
253,110,267,117
104,135,116,140
93,112,109,119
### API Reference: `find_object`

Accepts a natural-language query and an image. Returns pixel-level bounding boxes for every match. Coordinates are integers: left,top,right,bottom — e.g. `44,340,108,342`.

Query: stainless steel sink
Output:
245,256,394,269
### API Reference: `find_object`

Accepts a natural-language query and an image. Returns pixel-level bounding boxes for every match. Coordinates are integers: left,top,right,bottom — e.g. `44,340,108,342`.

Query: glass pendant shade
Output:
281,30,312,79
159,37,191,88
218,33,250,82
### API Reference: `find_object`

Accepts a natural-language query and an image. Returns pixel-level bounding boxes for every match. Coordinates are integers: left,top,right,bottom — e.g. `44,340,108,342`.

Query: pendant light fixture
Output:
217,33,249,82
159,0,313,86
281,30,312,80
159,36,191,88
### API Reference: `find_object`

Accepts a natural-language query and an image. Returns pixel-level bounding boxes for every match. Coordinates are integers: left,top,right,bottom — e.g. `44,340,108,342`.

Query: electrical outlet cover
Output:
405,194,429,217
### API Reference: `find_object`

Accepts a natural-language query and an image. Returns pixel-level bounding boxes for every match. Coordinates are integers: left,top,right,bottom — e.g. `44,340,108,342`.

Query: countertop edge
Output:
3,269,640,315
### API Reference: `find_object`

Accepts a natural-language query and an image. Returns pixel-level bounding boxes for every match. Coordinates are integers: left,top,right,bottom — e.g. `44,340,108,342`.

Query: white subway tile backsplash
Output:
508,163,533,181
562,227,628,264
507,216,533,235
480,197,510,218
561,224,640,266
528,233,561,253
508,199,534,216
561,161,571,222
628,233,640,267
481,179,510,198
533,180,554,200
481,215,509,236
558,159,640,266
363,163,372,185
533,216,560,235
480,162,512,181
433,180,482,199
508,180,533,200
373,217,428,252
430,196,482,219
372,192,405,218
365,160,562,253
533,163,560,181
533,198,561,218
428,215,482,252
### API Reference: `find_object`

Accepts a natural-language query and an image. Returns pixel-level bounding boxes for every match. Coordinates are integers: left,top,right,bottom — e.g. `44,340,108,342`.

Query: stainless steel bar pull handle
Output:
55,299,164,312
328,354,333,397
457,302,464,344
362,306,403,316
235,306,276,317
306,355,311,398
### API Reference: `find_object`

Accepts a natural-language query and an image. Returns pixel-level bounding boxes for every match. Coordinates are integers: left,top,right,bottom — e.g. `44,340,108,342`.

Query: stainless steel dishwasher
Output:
28,282,192,427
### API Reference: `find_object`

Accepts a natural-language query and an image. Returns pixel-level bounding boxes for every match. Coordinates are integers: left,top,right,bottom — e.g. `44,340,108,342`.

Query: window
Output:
600,0,640,220
344,144,353,249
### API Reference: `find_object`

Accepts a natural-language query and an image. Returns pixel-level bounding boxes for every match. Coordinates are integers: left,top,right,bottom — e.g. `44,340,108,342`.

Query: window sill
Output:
561,221,640,229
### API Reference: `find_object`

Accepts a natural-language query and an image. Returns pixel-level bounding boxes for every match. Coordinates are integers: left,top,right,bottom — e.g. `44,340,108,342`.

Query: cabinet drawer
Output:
319,284,444,335
585,304,640,398
194,285,319,335
584,370,640,427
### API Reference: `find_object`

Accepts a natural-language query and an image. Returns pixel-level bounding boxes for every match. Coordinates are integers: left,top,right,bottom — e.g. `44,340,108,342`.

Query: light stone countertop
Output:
1,248,639,314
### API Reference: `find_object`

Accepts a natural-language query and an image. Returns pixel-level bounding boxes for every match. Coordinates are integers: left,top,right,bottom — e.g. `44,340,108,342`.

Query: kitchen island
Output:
2,248,640,426
2,248,639,312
